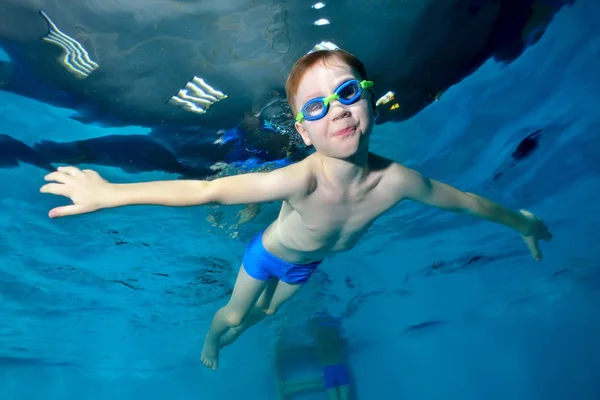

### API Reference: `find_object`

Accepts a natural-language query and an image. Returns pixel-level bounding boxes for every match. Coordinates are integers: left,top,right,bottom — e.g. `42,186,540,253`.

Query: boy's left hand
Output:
519,209,552,261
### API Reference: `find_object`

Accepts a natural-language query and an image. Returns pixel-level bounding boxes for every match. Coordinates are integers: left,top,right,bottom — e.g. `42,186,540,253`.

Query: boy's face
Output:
293,60,374,159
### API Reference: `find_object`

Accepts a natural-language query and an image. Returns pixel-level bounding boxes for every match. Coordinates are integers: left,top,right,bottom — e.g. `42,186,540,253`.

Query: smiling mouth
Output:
334,126,356,137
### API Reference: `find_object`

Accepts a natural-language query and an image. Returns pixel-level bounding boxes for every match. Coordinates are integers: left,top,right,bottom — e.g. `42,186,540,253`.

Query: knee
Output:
222,308,245,328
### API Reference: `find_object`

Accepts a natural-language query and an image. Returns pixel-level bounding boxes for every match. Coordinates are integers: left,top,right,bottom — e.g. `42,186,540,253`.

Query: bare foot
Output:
201,334,220,370
220,326,244,348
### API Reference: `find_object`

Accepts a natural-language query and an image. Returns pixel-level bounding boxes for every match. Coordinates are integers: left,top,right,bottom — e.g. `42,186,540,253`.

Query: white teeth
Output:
39,10,99,78
168,76,227,114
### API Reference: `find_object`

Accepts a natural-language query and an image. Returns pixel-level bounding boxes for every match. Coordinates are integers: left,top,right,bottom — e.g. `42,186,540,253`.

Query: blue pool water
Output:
1,1,599,399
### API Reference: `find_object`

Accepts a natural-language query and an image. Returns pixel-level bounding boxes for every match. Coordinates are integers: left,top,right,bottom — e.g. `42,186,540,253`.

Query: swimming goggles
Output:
295,79,374,123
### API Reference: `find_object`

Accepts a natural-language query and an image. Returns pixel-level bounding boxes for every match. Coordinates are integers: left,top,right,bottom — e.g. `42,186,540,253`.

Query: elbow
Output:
203,179,238,206
201,180,221,205
174,180,218,206
462,192,480,215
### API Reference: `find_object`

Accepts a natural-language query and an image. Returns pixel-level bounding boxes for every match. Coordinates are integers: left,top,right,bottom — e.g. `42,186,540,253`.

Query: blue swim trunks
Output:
322,364,350,389
242,230,322,284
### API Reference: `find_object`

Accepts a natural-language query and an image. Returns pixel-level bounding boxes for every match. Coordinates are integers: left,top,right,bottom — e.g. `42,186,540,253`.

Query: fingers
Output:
81,169,98,176
44,171,73,185
49,205,85,219
40,183,71,197
44,166,84,184
41,166,93,219
57,166,82,177
520,209,553,242
523,236,542,261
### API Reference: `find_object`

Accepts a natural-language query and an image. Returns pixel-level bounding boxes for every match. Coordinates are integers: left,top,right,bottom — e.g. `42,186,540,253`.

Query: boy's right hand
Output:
518,209,553,261
40,166,113,218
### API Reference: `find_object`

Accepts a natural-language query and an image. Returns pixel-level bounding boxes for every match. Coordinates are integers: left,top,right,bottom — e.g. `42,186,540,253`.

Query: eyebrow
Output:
302,75,357,102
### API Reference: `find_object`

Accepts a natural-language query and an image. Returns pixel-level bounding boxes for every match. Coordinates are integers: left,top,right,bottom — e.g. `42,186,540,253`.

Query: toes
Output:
201,353,219,370
202,359,217,370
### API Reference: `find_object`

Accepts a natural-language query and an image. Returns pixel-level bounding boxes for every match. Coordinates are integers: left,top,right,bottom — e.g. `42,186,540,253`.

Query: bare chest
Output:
288,185,395,251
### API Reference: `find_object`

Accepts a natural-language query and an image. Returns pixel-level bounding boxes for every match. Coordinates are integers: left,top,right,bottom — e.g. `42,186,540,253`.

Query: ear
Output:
295,121,312,146
369,90,377,111
367,91,379,121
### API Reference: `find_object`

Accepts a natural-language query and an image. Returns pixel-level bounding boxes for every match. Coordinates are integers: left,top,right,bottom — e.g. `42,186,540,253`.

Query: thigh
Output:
338,385,350,400
256,279,305,313
326,388,340,400
225,264,270,319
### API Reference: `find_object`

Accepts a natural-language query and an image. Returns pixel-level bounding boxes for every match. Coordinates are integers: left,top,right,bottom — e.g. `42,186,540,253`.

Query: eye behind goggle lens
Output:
339,81,361,103
304,100,325,117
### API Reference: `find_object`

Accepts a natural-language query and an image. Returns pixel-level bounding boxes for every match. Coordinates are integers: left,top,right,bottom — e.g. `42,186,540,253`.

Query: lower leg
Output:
202,274,305,369
221,279,306,348
201,307,235,370
220,306,268,348
200,265,268,370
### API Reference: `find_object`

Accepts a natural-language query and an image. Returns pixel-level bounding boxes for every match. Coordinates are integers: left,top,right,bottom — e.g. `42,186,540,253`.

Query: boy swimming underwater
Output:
40,49,552,370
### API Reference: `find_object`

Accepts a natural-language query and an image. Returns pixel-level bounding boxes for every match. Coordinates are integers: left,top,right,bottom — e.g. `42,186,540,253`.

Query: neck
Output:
317,148,370,185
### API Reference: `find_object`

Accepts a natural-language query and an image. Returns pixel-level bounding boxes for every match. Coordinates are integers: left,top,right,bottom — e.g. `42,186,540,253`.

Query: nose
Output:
330,103,351,121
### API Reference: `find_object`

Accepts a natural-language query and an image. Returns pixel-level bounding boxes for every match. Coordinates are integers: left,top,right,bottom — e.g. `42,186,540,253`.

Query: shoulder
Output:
368,153,426,196
368,152,410,182
281,154,319,195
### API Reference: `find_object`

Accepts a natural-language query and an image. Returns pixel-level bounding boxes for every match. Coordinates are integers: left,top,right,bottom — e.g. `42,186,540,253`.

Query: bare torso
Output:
262,152,403,263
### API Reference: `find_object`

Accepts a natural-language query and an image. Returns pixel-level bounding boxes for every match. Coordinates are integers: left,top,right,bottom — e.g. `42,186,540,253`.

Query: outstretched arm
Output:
41,163,311,218
391,164,552,260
